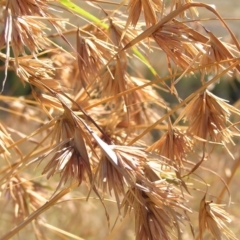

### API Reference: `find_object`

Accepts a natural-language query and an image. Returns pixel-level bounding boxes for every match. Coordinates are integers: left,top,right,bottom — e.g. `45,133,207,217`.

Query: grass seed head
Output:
199,33,240,74
127,0,164,27
77,32,112,87
122,181,190,240
152,21,198,70
199,194,237,240
0,123,21,162
1,176,47,220
108,19,139,47
42,137,91,188
95,145,147,205
182,90,234,143
148,126,193,168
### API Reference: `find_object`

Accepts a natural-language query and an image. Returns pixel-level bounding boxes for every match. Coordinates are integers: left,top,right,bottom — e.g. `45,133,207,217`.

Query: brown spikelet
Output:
152,21,199,70
52,115,75,142
122,181,190,240
36,92,64,110
95,145,147,208
127,77,167,125
97,56,128,100
199,194,237,240
181,90,237,143
127,0,163,27
0,4,61,57
1,176,47,220
39,104,93,188
51,52,79,91
199,29,240,74
97,67,164,125
81,23,109,42
0,0,63,91
108,19,139,47
76,30,113,87
95,153,126,206
0,123,22,163
97,111,133,145
42,136,91,188
4,0,49,16
148,120,193,168
0,52,58,95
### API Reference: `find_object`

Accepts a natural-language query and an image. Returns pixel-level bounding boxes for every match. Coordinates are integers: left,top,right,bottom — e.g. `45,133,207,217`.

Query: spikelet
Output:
199,194,237,240
1,176,48,220
180,90,238,144
148,120,192,168
127,0,164,27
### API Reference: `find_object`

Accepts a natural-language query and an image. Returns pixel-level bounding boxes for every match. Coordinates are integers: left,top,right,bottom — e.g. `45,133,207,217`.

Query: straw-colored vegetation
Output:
0,0,240,239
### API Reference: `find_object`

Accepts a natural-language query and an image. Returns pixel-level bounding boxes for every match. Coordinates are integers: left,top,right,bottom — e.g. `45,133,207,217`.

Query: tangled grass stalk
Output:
0,0,240,239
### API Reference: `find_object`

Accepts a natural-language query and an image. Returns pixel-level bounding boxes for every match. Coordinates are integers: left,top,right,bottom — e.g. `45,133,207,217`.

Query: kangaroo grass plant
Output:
1,0,240,239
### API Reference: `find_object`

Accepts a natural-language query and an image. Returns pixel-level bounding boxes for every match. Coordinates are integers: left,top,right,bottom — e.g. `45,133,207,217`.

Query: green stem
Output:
59,0,157,75
59,0,109,29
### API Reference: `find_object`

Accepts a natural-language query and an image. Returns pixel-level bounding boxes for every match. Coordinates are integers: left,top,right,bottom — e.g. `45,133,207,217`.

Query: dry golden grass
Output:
0,0,240,239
